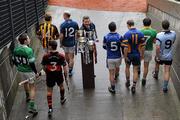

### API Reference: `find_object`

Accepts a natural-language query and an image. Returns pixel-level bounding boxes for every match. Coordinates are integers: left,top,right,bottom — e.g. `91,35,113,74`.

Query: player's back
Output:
141,27,157,51
13,45,33,72
104,32,122,59
43,52,65,72
124,28,144,54
60,19,79,47
157,31,176,60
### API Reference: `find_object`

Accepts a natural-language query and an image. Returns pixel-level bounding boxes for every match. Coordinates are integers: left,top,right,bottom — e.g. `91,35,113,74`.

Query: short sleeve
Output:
53,26,60,38
103,36,107,49
121,33,129,48
60,24,65,33
60,54,67,66
28,48,35,63
41,55,47,65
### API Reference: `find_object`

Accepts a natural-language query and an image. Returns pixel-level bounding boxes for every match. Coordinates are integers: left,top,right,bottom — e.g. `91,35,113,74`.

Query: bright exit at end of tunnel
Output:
1,0,180,120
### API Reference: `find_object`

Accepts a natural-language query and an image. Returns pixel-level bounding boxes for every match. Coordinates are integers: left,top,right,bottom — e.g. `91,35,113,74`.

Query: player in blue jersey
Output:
122,20,145,94
153,20,176,93
103,22,123,94
60,11,79,77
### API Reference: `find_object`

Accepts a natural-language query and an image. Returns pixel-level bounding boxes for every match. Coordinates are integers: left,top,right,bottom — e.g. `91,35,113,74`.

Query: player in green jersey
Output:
141,17,157,86
13,33,39,113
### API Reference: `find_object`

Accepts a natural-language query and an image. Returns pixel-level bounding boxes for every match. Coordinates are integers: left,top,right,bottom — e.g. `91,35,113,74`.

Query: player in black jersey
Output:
41,41,68,117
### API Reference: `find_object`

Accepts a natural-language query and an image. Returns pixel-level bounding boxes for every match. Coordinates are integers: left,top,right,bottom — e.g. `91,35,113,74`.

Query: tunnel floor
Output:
9,6,180,120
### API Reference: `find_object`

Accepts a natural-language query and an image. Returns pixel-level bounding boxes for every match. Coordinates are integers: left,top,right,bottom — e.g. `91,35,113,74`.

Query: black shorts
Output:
126,54,141,66
157,60,173,65
46,73,64,87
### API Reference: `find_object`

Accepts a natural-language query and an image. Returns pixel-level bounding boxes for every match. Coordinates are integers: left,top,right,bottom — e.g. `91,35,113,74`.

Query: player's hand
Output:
95,39,99,43
141,55,144,61
35,73,40,80
125,57,130,63
155,56,160,62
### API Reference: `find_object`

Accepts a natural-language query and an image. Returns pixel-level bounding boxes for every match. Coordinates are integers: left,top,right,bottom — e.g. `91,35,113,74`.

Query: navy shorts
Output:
126,54,140,66
157,60,173,65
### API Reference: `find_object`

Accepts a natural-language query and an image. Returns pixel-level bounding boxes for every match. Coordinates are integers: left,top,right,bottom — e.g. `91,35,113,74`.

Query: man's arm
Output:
53,26,60,40
103,36,107,49
121,39,129,61
155,38,161,61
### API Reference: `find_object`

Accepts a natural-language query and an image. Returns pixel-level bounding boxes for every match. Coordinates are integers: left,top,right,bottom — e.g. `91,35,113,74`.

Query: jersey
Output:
60,19,79,47
13,45,35,72
80,23,98,40
103,32,123,59
122,28,145,55
41,52,66,80
37,23,59,48
141,27,157,51
156,30,176,61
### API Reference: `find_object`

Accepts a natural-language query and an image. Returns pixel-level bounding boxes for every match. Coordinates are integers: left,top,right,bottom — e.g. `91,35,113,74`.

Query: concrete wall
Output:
147,0,180,99
0,25,43,120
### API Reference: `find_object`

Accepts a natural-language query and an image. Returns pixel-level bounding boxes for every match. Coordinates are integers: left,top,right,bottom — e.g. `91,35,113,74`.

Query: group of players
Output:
12,11,98,117
104,18,176,95
12,10,176,117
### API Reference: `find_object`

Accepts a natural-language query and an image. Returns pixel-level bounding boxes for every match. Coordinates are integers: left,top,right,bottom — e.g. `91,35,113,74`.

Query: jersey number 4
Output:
65,27,75,37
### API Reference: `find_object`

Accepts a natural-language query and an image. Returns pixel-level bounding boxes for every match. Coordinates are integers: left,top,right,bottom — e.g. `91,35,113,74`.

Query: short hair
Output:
64,11,71,18
127,20,134,26
45,14,52,21
83,16,90,21
108,22,116,32
49,41,57,50
143,17,151,26
18,33,28,44
162,20,170,30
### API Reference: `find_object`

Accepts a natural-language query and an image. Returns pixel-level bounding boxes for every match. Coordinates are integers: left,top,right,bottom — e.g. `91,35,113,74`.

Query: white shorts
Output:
19,72,35,84
144,51,152,62
63,46,75,53
107,58,122,69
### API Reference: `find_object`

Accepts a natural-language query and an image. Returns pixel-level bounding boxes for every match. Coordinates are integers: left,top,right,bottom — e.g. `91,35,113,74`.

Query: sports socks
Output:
163,80,169,89
60,88,65,99
47,93,52,109
133,81,137,87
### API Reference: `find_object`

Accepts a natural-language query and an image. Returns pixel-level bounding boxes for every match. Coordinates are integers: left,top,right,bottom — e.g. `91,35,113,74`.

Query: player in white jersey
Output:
153,20,176,93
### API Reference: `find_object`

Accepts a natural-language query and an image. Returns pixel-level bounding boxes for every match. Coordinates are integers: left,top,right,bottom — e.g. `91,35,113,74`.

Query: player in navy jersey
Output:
41,41,68,117
60,11,79,77
103,22,123,94
122,20,145,94
153,20,176,93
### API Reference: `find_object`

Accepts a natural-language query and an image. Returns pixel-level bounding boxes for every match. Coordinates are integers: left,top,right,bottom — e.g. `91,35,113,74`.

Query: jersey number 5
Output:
111,42,118,51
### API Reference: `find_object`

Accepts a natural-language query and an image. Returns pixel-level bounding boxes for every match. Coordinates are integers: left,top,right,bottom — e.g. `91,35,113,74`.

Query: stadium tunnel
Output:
0,0,180,120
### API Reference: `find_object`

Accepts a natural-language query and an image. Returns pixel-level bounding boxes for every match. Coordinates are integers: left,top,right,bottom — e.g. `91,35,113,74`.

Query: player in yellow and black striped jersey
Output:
36,14,59,51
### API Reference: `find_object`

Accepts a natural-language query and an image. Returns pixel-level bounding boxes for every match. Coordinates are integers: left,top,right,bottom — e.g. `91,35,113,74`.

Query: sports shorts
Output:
107,58,122,69
46,73,64,87
126,53,141,66
19,72,35,84
63,46,75,53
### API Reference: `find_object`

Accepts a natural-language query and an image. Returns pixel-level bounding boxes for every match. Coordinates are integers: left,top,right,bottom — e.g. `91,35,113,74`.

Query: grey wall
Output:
147,0,180,99
0,26,43,120
0,0,48,119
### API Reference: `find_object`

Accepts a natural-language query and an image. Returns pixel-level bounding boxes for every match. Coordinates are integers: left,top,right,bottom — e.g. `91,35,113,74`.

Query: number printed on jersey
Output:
65,27,75,37
144,35,151,44
110,42,118,51
165,40,172,49
14,56,28,65
47,62,61,72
